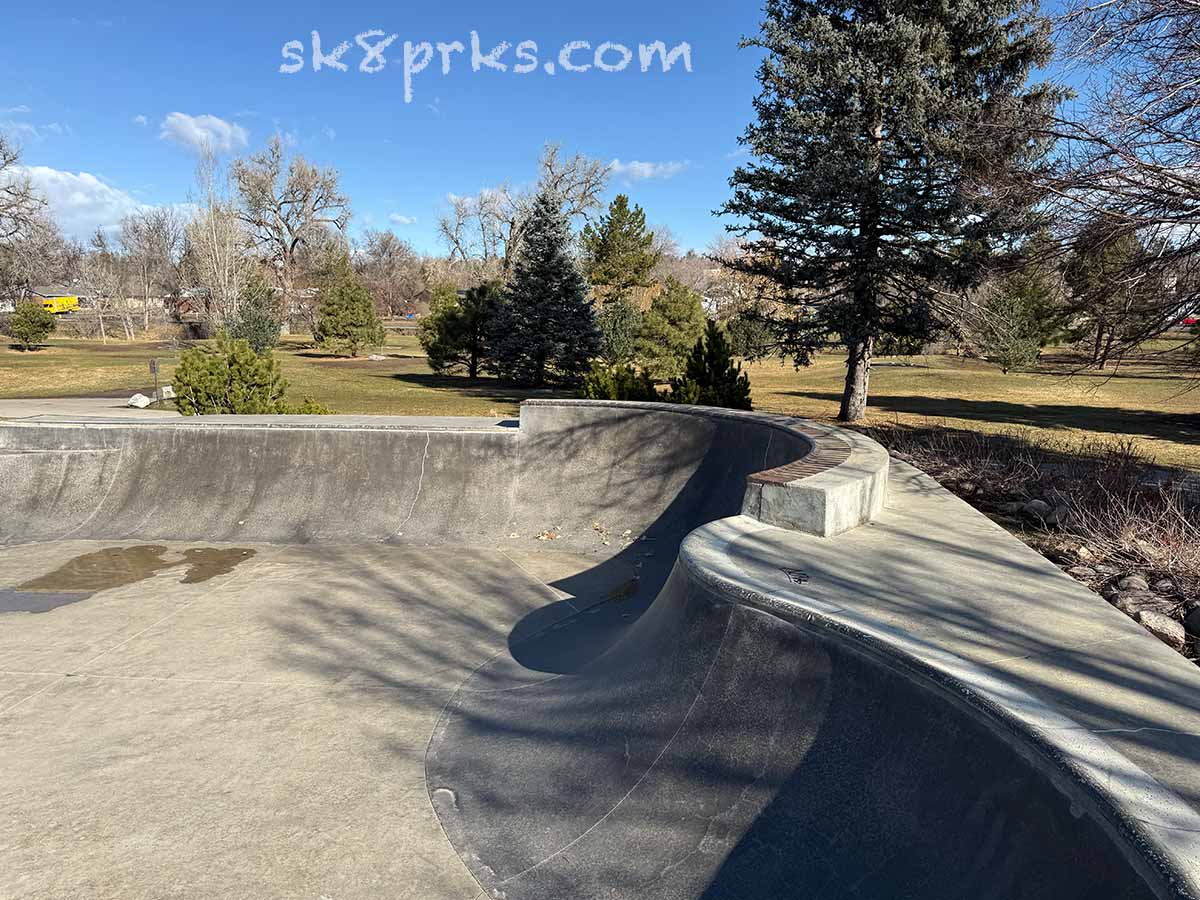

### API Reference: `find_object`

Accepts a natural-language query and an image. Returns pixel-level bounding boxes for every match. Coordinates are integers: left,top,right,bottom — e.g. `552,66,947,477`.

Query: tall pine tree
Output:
489,189,600,386
722,0,1064,421
581,195,661,301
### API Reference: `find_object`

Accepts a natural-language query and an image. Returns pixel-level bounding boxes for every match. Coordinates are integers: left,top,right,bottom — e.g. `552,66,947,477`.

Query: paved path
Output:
0,396,180,420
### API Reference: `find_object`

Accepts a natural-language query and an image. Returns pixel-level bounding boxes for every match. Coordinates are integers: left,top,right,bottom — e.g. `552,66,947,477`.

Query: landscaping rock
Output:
1152,579,1175,594
1076,546,1094,561
1023,499,1052,519
1118,574,1149,592
1117,591,1175,617
1066,566,1097,580
1136,611,1187,653
998,501,1025,515
1044,505,1071,526
368,354,387,361
127,393,151,409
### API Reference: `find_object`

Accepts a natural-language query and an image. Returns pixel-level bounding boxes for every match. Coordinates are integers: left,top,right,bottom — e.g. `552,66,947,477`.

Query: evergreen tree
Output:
596,295,643,365
419,282,499,379
228,273,281,355
314,251,385,357
8,300,56,350
721,0,1064,421
635,277,707,380
581,195,661,301
670,321,753,410
488,190,600,386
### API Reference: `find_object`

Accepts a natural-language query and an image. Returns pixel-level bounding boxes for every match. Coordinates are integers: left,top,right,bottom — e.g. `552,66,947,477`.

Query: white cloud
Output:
17,166,147,240
2,105,31,115
609,159,690,181
322,126,336,141
159,112,248,153
132,114,148,126
2,121,72,142
388,213,417,226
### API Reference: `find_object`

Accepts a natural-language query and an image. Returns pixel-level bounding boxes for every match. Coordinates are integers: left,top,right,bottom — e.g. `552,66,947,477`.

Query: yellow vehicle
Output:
38,294,80,315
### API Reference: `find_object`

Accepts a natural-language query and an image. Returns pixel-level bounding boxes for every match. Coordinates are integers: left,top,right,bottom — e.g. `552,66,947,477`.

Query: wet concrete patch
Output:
0,589,92,614
3,545,257,613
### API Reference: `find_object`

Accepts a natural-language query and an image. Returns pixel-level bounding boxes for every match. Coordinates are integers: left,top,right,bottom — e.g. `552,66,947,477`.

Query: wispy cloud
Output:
132,114,148,126
322,126,336,141
1,105,31,115
1,120,72,142
18,166,147,239
159,112,248,153
388,213,417,226
609,158,690,182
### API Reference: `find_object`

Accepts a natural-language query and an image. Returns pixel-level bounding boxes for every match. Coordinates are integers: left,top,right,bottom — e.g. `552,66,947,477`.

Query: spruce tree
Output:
419,282,499,379
721,0,1064,421
581,195,661,301
314,251,385,357
670,321,753,410
635,277,707,380
489,190,600,386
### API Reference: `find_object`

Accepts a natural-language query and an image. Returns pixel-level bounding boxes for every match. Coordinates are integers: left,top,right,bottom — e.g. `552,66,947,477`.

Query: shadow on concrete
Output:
262,412,1180,898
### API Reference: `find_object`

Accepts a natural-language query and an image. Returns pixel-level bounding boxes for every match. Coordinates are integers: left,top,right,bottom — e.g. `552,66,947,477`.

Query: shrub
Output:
670,320,753,410
9,300,56,350
228,274,281,355
583,363,660,401
174,332,290,415
314,255,385,357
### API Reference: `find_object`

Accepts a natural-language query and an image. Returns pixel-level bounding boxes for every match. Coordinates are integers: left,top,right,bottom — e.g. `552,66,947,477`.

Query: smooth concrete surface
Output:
0,397,181,420
3,401,1199,899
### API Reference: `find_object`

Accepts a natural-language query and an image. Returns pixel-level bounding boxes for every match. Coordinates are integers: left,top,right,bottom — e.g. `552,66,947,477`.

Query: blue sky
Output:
2,1,768,254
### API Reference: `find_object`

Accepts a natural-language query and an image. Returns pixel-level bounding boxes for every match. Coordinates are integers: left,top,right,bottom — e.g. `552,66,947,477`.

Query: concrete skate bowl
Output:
2,400,1199,900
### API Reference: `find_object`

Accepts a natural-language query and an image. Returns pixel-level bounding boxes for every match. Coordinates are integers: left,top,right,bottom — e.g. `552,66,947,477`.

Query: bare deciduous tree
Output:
120,208,184,331
1045,0,1200,359
438,144,610,277
185,151,252,328
356,230,426,316
231,135,350,316
81,230,133,342
0,134,45,244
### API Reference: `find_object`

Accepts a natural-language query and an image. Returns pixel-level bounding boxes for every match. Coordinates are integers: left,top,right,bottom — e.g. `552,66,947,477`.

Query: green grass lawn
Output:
3,332,1198,469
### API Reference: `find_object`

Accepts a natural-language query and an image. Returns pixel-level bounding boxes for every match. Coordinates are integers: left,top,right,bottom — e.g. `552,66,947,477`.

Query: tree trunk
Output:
839,337,873,422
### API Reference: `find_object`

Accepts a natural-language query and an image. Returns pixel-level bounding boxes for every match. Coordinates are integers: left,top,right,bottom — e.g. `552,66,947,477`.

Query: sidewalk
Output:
0,397,181,420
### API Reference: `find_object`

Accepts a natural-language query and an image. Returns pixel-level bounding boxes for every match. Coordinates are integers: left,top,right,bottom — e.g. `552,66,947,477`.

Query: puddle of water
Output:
0,589,92,614
3,545,258,613
18,545,179,593
178,548,256,584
